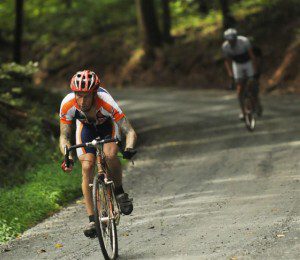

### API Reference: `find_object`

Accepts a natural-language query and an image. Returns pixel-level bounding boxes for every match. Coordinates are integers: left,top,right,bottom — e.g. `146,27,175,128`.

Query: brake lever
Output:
64,146,70,168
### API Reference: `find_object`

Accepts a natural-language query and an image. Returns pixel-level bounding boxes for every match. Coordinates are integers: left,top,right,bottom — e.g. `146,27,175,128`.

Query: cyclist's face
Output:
75,92,94,112
229,38,237,47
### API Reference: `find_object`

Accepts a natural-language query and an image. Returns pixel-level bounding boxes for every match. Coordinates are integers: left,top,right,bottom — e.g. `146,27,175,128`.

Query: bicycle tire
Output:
93,175,118,260
244,95,256,131
245,112,255,131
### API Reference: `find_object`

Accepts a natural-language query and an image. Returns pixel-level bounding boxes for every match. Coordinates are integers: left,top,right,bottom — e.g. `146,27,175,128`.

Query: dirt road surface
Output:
1,88,299,259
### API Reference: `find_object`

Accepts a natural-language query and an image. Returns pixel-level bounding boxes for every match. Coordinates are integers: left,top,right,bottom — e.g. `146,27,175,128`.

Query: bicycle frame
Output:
64,137,121,219
94,144,121,225
65,137,120,259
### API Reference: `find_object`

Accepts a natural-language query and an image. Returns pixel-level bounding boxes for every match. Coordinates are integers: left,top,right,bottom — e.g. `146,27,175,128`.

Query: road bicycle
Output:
65,137,121,260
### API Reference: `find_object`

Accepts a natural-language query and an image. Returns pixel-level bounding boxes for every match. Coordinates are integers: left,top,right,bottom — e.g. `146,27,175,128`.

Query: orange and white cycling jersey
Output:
59,87,125,126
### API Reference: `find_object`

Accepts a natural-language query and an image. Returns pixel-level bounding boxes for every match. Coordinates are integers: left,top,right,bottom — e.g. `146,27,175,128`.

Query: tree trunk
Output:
219,0,236,29
64,0,72,8
14,0,24,63
198,0,209,15
136,0,162,55
161,0,173,44
267,39,300,92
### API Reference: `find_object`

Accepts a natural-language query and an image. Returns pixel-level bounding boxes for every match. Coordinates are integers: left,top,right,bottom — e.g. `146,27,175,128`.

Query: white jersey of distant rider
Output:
222,36,252,63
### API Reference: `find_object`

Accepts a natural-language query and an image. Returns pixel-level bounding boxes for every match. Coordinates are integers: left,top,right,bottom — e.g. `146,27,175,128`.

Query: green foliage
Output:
0,0,14,42
0,0,299,48
0,62,61,186
169,0,300,38
0,163,82,244
0,62,38,93
0,218,21,243
0,0,135,46
1,62,39,78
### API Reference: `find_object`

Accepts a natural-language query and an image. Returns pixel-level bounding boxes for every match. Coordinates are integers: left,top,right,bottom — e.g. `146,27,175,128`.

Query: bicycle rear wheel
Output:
93,175,118,260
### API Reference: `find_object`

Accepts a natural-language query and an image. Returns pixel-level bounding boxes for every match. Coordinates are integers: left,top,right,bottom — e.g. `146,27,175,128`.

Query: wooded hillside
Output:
1,0,299,90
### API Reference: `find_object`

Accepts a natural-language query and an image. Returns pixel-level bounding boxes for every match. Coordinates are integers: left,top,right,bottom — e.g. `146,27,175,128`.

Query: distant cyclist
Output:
59,70,137,238
222,28,263,119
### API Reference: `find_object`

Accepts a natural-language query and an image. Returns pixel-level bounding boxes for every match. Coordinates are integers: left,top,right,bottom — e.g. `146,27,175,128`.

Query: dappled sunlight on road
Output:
113,90,300,259
204,174,256,184
140,129,300,151
221,94,236,101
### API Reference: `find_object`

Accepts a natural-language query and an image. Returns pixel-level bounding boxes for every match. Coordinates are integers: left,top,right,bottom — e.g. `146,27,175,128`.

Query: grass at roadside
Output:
0,162,82,244
0,155,129,244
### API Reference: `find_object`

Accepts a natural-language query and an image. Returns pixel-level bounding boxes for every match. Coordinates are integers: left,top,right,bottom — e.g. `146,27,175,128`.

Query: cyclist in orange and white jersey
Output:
59,70,137,238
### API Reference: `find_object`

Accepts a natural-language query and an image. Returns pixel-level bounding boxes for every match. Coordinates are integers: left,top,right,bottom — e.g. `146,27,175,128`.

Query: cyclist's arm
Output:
59,123,74,160
117,117,137,149
224,58,234,78
248,48,257,74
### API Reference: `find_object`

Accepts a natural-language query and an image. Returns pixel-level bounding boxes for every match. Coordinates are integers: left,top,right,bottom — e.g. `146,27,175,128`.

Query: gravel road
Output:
1,88,299,259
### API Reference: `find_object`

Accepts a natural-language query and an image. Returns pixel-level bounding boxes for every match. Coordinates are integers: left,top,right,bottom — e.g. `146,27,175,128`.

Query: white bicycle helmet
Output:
224,28,237,41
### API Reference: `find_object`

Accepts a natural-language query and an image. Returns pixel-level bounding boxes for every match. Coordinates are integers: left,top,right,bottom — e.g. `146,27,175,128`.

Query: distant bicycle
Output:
65,137,132,260
227,75,257,131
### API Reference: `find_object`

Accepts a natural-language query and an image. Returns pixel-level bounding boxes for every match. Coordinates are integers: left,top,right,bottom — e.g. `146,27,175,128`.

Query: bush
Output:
0,62,61,187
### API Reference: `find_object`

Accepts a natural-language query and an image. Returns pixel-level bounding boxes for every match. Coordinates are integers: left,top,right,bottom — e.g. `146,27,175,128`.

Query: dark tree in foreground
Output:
198,0,209,15
14,0,24,63
64,0,72,8
219,0,236,29
161,0,173,44
136,0,162,54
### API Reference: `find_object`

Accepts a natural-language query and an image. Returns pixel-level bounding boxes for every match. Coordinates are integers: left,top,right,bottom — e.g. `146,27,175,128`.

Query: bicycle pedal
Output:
100,217,110,223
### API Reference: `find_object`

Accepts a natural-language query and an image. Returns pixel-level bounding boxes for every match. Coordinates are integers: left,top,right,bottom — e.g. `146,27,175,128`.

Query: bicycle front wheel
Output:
244,97,256,131
93,175,118,260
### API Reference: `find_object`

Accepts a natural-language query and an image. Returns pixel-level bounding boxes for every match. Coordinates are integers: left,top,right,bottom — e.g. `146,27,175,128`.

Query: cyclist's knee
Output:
104,143,119,158
236,84,243,97
81,160,95,175
237,88,242,97
105,154,119,163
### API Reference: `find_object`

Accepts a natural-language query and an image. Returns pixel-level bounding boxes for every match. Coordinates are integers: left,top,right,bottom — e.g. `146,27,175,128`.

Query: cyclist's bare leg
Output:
79,153,96,216
104,142,133,214
103,142,122,188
